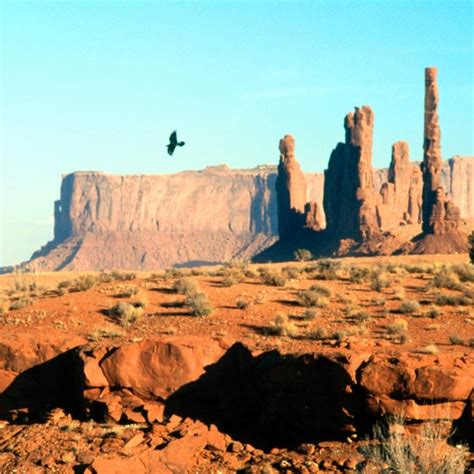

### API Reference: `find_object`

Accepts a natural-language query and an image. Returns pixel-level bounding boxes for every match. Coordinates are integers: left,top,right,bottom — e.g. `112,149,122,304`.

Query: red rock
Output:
0,369,16,394
143,402,165,423
412,366,474,401
100,337,226,399
276,135,307,240
86,451,171,474
121,432,145,453
157,434,208,472
206,424,227,451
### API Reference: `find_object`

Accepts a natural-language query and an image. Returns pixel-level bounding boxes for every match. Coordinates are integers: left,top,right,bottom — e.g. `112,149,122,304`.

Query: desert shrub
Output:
184,292,213,316
348,266,371,283
299,309,317,320
469,231,474,264
449,335,464,345
308,259,342,280
425,306,442,318
259,269,287,287
88,327,123,342
435,294,471,306
451,263,474,283
57,280,72,290
294,249,313,262
298,289,329,308
362,419,467,474
271,313,297,338
71,275,98,292
236,297,252,310
431,267,461,290
130,289,149,309
173,278,199,295
399,300,421,315
110,271,136,281
56,287,66,297
402,264,435,274
120,285,139,298
224,259,249,272
110,302,143,326
282,266,303,280
306,327,326,340
392,286,406,301
164,268,186,280
370,272,391,292
221,272,245,287
348,310,371,323
9,296,33,310
419,344,439,355
254,292,267,304
387,318,408,334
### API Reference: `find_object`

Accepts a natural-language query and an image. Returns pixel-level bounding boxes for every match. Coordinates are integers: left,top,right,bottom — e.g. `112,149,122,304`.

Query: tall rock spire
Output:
275,135,307,240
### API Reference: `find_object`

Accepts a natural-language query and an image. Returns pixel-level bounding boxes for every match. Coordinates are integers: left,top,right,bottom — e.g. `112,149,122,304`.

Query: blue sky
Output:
1,0,473,266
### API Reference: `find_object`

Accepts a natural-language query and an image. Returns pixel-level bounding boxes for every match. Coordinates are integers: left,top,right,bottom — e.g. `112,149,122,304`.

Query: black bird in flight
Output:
167,130,185,156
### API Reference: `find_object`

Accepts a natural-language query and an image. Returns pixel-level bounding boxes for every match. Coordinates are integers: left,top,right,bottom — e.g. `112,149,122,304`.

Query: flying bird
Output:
167,130,185,156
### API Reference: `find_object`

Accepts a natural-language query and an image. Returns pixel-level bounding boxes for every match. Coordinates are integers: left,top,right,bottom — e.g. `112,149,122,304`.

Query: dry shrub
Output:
236,296,252,310
298,289,329,308
0,299,10,316
9,296,33,310
362,420,467,474
272,313,297,338
70,275,99,292
307,259,342,280
399,300,421,315
418,343,439,355
88,327,123,342
259,269,287,287
184,292,213,316
370,270,391,292
431,267,461,290
120,285,139,298
282,266,304,280
348,266,371,283
387,318,408,334
110,302,143,326
294,248,313,262
130,289,149,309
451,263,474,282
173,278,199,295
392,286,406,300
435,293,471,306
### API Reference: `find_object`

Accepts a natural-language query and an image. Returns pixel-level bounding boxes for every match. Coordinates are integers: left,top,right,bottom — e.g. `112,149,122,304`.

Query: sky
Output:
0,0,473,267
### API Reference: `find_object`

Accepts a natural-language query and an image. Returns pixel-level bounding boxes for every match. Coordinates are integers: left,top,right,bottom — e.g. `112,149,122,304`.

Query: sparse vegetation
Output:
399,299,421,315
435,293,471,306
307,259,342,280
418,343,439,355
348,266,371,283
469,231,474,264
236,296,252,310
370,271,391,292
392,286,405,301
173,278,199,295
184,292,213,316
431,267,461,290
88,327,123,342
362,419,467,474
449,335,464,345
9,296,33,310
294,248,313,262
282,266,303,280
70,275,99,292
120,285,139,297
271,313,297,337
259,269,287,287
297,288,329,308
109,302,143,326
387,318,409,334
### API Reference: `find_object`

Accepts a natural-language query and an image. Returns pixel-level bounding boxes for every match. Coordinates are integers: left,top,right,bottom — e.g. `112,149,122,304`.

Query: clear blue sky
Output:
1,0,472,266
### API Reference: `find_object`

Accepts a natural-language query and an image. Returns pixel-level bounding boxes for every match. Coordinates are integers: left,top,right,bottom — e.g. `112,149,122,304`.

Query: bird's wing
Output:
169,130,177,145
167,144,175,156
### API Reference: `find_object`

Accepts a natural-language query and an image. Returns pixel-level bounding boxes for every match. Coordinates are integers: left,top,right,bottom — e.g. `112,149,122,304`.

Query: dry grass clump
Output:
184,292,213,316
70,275,99,292
282,266,304,280
449,335,464,345
164,268,187,280
431,267,462,290
348,266,371,283
221,272,245,287
298,288,329,308
173,278,199,295
259,268,287,287
0,299,10,316
451,263,474,283
425,306,442,318
88,327,123,342
402,264,436,274
130,289,149,309
271,313,297,338
370,270,391,292
392,286,406,301
418,343,439,355
119,285,139,298
345,309,371,324
399,299,421,315
236,296,252,310
9,296,33,311
298,309,317,321
109,302,143,326
387,318,408,334
294,248,313,262
307,259,342,280
362,420,467,474
435,293,471,306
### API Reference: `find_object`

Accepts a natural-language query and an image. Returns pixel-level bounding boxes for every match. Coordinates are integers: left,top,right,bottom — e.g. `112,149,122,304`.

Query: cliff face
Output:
21,157,474,271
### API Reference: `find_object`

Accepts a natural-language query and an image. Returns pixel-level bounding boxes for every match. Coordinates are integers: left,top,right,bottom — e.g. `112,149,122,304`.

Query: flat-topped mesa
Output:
275,135,307,240
421,67,463,235
378,141,422,229
324,105,380,241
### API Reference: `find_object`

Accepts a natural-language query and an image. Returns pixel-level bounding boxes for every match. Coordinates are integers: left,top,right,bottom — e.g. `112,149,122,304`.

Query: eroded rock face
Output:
377,141,422,229
422,68,464,236
324,106,380,241
275,135,307,240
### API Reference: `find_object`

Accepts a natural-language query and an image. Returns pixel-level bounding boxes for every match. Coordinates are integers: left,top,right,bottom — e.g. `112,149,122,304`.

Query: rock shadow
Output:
165,343,369,451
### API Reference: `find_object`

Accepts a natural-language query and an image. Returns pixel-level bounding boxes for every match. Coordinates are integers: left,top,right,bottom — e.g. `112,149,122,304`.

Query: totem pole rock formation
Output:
275,135,307,240
323,106,380,242
378,141,422,229
411,67,467,252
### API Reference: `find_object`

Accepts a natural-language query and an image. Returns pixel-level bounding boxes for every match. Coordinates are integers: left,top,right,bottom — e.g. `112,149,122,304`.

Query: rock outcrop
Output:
412,68,468,253
275,135,307,239
7,155,473,271
324,106,380,242
377,141,422,229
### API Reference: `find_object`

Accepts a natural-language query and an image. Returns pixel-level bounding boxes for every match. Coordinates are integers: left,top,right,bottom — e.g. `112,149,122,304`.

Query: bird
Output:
167,130,185,156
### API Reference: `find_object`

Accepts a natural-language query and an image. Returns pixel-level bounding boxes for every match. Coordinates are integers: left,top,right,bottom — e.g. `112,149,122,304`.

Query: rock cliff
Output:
12,157,474,271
